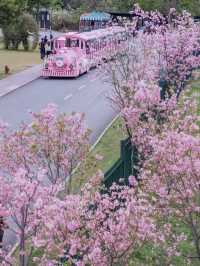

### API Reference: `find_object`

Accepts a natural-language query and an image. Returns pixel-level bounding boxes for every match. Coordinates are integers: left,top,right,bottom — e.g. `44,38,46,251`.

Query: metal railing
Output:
103,138,139,188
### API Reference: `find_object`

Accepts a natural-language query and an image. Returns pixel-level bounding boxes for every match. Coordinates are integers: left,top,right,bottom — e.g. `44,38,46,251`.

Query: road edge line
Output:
90,113,120,152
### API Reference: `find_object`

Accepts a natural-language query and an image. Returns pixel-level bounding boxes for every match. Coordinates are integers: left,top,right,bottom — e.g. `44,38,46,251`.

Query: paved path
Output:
0,65,41,97
0,30,64,98
0,69,115,143
0,68,117,249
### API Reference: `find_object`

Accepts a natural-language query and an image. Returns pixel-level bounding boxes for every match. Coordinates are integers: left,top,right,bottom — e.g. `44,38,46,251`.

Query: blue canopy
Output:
80,11,111,21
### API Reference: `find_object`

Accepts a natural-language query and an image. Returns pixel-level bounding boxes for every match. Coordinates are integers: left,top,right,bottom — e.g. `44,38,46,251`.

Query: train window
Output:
55,40,58,49
65,39,71,47
71,39,79,48
56,57,64,61
65,39,79,48
86,41,90,54
58,41,62,48
92,40,97,51
81,41,84,49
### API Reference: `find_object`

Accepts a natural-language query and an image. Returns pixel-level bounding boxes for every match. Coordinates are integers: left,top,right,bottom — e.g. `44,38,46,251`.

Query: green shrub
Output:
2,13,38,50
51,9,81,31
3,24,21,50
18,13,39,51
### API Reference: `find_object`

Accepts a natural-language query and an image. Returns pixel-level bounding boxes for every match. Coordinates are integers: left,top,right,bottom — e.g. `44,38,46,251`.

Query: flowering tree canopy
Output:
0,5,200,266
0,104,89,191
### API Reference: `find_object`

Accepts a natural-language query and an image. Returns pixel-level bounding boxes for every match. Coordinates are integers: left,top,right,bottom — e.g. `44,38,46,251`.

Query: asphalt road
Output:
0,68,117,248
0,69,117,144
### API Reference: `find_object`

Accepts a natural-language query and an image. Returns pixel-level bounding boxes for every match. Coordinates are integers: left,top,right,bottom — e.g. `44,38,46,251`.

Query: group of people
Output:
39,33,54,60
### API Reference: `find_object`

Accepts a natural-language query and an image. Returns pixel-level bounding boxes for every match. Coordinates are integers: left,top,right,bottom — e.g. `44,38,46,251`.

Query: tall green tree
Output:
0,0,24,26
73,0,200,15
26,0,62,21
136,0,200,15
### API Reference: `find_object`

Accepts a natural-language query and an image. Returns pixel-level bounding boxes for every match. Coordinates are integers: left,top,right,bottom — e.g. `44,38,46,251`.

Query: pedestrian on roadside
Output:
46,42,52,58
39,38,46,60
44,35,48,45
0,216,8,249
50,33,54,51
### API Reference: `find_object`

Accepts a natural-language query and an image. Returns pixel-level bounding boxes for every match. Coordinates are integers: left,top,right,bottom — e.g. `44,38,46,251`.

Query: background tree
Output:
0,168,56,266
2,13,39,50
26,0,59,23
0,0,23,27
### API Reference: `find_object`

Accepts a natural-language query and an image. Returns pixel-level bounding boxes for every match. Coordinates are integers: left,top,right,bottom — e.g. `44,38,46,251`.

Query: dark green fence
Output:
103,137,139,188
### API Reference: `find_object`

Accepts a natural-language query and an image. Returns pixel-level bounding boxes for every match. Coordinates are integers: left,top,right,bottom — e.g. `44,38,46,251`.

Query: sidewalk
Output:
0,65,41,97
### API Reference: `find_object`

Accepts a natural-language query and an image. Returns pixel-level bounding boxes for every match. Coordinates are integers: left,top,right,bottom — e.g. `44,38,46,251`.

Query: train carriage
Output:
42,26,128,78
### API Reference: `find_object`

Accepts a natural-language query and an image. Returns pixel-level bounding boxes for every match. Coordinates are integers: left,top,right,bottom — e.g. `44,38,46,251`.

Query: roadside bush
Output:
51,9,80,31
3,22,22,50
18,13,39,51
2,13,38,50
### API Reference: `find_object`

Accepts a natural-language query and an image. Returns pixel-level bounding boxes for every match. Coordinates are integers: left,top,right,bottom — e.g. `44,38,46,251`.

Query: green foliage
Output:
18,14,39,51
0,0,22,26
63,0,200,15
51,8,83,31
26,0,57,12
3,14,38,51
52,10,70,31
180,0,200,16
3,25,21,50
135,0,200,15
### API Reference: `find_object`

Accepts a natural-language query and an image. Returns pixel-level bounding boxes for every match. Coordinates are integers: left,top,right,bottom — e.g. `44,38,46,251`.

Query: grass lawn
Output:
0,44,41,79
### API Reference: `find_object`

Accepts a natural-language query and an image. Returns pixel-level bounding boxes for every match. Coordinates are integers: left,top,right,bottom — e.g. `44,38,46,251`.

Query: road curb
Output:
90,113,120,152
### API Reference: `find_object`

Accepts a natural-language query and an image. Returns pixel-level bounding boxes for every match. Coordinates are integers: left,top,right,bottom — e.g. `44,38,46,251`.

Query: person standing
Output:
46,42,52,58
50,33,54,51
39,38,46,60
44,35,48,45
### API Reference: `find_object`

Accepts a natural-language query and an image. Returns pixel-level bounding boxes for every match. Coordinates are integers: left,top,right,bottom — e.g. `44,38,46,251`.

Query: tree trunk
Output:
189,214,200,260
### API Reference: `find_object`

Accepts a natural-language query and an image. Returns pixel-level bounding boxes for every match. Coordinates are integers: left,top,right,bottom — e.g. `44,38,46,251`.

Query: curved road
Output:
0,68,117,248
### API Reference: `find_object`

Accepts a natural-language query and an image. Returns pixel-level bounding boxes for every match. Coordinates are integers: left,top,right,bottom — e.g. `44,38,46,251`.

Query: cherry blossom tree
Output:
142,129,200,262
0,6,199,266
0,104,89,193
0,104,90,265
0,168,56,266
156,21,200,99
33,173,159,266
103,7,200,263
105,5,200,117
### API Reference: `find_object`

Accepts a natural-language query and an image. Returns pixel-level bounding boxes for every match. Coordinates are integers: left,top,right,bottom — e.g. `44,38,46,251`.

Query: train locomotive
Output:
42,26,128,78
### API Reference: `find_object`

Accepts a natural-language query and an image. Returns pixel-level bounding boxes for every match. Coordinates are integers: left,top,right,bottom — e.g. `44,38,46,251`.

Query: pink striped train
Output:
42,26,128,78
